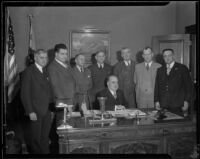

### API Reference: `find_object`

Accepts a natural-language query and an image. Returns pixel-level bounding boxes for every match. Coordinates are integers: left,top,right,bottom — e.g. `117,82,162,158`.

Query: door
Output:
152,34,191,68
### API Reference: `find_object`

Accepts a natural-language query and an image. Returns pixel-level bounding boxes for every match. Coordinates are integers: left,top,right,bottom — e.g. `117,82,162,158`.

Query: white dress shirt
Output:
35,62,43,73
97,63,104,69
167,61,175,69
145,61,153,68
76,65,84,72
124,60,131,66
109,89,117,98
55,58,67,68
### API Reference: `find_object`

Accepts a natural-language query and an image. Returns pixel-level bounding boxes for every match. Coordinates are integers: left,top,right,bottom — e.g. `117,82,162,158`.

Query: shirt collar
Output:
108,88,116,96
76,65,83,72
167,61,175,69
145,61,153,67
55,58,67,68
97,63,104,68
35,62,43,73
124,60,131,66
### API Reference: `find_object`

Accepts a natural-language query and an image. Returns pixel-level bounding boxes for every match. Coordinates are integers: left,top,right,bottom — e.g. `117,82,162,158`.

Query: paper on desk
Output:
127,109,146,116
107,109,146,118
71,112,81,117
83,110,101,118
56,103,73,108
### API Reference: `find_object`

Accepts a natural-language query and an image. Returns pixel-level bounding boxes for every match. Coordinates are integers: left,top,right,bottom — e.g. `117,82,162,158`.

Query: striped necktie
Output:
80,67,84,72
146,63,149,70
167,64,171,75
113,92,117,99
99,64,103,69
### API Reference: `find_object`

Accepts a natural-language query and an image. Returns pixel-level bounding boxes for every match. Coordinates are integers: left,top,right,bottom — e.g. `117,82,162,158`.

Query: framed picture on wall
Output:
70,29,110,67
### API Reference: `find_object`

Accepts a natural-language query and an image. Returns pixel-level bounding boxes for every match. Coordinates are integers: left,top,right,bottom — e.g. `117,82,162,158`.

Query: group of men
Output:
20,43,194,154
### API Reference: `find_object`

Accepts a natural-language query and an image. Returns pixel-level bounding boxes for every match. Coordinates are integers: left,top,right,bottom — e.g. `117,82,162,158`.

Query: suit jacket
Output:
72,66,92,94
47,60,75,104
113,60,136,107
154,62,193,111
21,64,53,117
72,66,92,110
134,62,161,108
88,63,112,96
96,88,127,111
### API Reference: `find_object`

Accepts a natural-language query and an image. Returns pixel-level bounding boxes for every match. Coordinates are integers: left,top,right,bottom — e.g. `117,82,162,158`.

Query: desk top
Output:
57,108,196,134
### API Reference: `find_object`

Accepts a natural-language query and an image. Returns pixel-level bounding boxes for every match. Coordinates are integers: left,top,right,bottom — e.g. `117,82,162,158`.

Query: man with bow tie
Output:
21,49,54,154
134,47,161,109
154,48,193,116
113,47,136,108
72,53,92,111
96,75,127,111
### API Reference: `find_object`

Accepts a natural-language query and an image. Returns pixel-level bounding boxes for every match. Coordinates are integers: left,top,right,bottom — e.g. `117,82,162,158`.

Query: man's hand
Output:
182,101,189,117
29,112,37,121
182,101,189,111
155,102,161,110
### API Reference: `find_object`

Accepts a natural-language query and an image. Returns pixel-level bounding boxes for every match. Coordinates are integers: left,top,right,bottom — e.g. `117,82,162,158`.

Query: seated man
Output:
96,75,127,111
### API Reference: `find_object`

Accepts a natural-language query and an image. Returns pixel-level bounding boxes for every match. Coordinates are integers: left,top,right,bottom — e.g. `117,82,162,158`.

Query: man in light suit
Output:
88,51,112,109
21,49,54,154
113,47,136,108
72,53,92,111
96,75,127,111
134,47,161,109
154,48,193,116
48,44,75,126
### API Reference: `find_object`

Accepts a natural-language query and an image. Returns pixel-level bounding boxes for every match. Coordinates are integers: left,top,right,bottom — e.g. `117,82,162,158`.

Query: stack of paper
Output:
127,109,146,117
57,124,73,130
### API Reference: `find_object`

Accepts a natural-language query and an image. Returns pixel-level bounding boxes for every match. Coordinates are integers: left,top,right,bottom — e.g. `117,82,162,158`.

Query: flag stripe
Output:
8,76,20,103
8,66,18,84
4,9,19,103
9,54,15,68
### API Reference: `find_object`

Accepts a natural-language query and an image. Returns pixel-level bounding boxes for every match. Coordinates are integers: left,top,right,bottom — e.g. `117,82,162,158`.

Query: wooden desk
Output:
57,116,196,158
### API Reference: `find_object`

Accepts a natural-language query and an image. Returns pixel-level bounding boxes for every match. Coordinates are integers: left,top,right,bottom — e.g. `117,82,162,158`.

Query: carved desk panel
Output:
57,117,196,157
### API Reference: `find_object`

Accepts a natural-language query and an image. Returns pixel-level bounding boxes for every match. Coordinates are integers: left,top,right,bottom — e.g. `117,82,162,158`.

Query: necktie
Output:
146,63,149,71
80,67,84,72
167,64,171,75
99,65,103,69
113,92,117,99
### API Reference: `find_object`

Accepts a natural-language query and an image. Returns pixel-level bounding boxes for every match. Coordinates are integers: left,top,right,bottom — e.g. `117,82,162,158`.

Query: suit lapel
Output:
33,64,49,89
168,62,179,79
54,60,72,78
106,89,116,101
33,64,44,79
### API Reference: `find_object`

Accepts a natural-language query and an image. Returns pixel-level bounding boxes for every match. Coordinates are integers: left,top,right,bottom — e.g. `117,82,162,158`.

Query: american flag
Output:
4,9,19,103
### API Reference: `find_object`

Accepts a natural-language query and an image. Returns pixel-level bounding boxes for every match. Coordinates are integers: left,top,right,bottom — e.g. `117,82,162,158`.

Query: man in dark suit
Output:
72,53,92,111
88,51,112,109
154,48,193,116
113,47,136,108
21,49,54,154
48,44,75,127
96,75,127,111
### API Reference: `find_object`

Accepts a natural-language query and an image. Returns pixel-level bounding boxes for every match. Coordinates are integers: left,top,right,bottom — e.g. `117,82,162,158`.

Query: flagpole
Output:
27,14,35,66
4,85,7,128
27,14,34,42
3,7,9,129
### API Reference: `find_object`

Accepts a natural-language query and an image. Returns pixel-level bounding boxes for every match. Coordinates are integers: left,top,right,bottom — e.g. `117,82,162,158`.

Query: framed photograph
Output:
70,29,110,67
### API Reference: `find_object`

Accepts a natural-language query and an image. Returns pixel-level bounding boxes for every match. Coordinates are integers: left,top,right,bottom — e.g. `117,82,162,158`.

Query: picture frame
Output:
70,29,110,67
